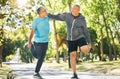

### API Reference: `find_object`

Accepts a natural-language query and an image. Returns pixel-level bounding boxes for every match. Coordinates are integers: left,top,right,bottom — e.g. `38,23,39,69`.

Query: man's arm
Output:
48,13,66,21
83,19,91,46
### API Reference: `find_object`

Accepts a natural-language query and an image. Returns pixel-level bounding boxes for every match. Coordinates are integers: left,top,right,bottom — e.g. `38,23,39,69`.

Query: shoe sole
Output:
71,78,79,79
33,76,45,79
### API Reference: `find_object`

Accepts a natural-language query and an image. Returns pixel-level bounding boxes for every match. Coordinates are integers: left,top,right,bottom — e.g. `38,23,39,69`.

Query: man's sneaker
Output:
33,72,43,79
71,73,79,79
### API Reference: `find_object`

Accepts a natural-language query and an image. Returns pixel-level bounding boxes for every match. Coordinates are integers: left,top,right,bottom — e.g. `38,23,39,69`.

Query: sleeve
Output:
31,19,37,30
48,13,66,21
82,18,91,44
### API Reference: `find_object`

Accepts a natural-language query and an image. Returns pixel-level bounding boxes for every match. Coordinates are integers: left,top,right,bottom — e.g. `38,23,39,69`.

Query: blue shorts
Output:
67,38,87,53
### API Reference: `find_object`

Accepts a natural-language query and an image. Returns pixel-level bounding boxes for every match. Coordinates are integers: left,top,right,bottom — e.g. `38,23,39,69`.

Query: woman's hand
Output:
27,42,32,49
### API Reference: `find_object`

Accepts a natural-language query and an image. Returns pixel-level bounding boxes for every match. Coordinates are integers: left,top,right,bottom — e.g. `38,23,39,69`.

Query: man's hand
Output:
61,12,67,16
88,43,91,48
88,43,93,53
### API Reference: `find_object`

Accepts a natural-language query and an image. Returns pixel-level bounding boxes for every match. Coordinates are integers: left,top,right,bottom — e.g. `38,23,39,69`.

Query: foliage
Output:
46,41,55,60
79,0,120,60
2,38,16,61
6,54,15,61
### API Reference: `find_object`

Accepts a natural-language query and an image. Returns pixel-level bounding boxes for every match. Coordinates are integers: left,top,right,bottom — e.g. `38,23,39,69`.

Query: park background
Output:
0,0,120,78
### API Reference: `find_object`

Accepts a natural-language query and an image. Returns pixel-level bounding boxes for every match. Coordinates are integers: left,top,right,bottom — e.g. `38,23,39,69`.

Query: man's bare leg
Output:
70,51,78,78
70,51,77,73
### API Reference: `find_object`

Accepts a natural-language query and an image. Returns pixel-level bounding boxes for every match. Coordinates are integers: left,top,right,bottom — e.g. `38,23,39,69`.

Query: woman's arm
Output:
28,29,35,48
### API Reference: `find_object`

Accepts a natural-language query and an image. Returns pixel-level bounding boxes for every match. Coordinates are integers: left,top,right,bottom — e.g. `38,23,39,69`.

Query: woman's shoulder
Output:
45,16,50,21
33,17,39,21
32,17,40,24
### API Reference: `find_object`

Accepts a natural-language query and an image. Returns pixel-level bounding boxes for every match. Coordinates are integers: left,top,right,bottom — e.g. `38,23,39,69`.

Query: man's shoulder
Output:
79,13,85,19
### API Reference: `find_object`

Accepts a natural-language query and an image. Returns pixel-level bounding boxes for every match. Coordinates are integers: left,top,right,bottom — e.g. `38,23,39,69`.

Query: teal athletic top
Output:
32,16,50,43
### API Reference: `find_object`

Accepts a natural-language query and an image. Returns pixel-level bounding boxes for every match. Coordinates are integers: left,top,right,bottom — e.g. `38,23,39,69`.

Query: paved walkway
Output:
8,63,120,79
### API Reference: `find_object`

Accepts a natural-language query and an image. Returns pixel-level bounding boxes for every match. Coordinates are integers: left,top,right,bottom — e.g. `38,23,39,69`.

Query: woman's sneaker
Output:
33,72,43,79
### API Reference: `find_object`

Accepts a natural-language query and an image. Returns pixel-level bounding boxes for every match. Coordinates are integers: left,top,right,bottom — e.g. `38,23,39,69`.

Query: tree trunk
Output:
68,0,72,68
102,13,113,61
0,25,4,67
53,20,59,63
118,0,120,7
109,28,117,60
117,0,120,22
68,0,72,12
114,25,120,44
0,45,3,67
100,27,104,61
63,49,67,62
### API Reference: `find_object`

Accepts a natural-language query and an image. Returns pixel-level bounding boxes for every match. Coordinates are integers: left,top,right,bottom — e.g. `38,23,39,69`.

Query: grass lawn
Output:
77,60,120,75
0,64,10,79
45,60,120,75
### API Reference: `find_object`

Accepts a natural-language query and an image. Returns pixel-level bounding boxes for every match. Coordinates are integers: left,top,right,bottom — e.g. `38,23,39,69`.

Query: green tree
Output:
80,0,119,61
0,0,9,67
